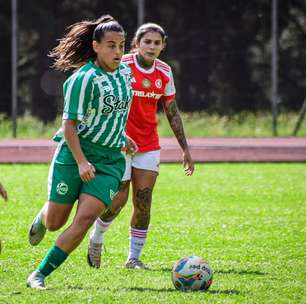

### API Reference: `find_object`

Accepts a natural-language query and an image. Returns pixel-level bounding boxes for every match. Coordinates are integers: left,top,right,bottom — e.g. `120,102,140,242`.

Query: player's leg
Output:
125,167,158,269
29,201,73,246
87,154,132,268
28,159,80,246
27,193,106,289
87,180,130,268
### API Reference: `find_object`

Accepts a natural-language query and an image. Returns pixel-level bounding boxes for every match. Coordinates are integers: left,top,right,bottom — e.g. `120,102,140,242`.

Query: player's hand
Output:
183,150,194,176
78,161,96,182
126,136,138,155
0,183,8,201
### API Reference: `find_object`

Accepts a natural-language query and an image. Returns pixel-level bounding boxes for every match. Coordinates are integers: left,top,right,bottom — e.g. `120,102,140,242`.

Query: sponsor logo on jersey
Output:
155,79,162,89
101,94,131,114
94,75,108,82
56,182,68,195
133,90,163,99
142,78,151,89
120,68,132,83
77,123,86,132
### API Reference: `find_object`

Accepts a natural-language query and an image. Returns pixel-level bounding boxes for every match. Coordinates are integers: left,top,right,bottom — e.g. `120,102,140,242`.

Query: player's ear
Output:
92,40,99,53
161,41,167,51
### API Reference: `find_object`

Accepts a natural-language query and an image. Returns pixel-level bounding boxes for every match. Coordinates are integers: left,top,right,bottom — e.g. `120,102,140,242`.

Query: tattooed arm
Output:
162,99,194,176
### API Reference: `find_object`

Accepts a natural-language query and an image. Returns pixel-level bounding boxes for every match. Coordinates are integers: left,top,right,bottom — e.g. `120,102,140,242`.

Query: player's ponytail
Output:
49,15,125,72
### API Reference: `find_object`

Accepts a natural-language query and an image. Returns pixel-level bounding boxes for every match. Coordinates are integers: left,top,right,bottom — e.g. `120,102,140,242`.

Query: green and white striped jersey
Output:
60,61,132,148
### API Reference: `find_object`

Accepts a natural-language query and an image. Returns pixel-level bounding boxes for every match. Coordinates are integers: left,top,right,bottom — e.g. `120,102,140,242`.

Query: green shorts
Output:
48,140,125,206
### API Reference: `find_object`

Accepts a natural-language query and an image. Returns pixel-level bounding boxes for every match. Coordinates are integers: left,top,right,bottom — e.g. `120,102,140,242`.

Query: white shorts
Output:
122,150,161,181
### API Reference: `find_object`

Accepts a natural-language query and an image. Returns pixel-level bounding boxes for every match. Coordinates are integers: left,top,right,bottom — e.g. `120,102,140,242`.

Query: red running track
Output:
0,137,305,163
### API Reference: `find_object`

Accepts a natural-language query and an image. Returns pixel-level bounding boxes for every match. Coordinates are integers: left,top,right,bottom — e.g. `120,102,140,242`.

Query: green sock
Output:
38,245,68,277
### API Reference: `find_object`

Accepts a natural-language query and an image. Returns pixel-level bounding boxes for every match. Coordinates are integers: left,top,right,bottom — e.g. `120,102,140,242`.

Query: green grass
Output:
0,112,305,138
0,164,305,303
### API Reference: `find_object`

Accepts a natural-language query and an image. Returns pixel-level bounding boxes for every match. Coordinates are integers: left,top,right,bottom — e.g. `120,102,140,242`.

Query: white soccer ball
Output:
171,255,213,291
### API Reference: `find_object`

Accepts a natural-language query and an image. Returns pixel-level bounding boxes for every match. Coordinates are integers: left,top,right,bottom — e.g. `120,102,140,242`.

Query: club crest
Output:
142,78,151,89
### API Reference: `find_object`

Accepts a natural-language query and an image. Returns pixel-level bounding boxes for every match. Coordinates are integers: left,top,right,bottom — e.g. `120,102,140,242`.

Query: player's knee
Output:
74,214,96,231
134,187,152,214
45,219,64,231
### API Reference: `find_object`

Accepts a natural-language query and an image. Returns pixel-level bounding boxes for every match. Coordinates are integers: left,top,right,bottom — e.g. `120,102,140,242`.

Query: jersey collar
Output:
133,53,156,74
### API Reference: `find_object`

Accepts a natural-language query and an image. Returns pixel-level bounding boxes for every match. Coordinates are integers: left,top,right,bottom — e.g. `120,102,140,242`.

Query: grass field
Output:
0,164,305,303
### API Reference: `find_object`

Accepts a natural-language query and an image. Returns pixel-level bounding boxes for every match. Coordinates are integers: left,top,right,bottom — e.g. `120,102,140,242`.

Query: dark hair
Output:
130,23,167,52
49,15,125,72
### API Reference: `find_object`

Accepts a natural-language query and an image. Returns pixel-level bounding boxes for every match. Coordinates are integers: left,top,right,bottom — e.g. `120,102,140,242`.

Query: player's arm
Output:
0,182,8,201
125,135,138,155
162,99,194,176
62,119,95,182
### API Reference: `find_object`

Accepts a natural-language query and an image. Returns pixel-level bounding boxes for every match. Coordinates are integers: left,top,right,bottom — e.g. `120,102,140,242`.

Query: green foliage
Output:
0,114,62,139
0,112,305,139
0,164,305,303
2,1,306,118
159,111,306,137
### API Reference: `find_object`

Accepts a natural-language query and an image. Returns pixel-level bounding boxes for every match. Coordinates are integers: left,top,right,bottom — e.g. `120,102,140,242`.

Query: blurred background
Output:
0,0,305,136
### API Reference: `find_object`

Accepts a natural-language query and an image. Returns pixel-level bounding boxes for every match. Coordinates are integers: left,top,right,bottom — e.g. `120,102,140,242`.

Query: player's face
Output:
137,31,164,64
93,31,125,72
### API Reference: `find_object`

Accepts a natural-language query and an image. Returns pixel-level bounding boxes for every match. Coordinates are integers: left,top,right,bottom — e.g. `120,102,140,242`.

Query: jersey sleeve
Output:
163,68,176,102
62,71,93,121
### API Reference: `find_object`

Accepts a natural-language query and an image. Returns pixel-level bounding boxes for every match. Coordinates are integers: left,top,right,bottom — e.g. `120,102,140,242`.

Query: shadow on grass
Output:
207,289,241,295
125,287,240,295
122,287,176,292
148,267,266,276
64,286,240,295
146,267,172,273
215,269,266,276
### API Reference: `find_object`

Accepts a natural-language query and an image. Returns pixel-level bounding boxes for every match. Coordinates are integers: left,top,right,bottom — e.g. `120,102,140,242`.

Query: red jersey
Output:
122,53,176,152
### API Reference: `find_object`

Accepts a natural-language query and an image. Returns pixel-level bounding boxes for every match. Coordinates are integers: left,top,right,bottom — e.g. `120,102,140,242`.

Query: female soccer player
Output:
27,15,134,289
88,23,194,269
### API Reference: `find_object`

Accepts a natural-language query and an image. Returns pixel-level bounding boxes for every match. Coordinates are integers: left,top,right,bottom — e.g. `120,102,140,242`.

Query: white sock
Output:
90,218,112,244
127,227,148,260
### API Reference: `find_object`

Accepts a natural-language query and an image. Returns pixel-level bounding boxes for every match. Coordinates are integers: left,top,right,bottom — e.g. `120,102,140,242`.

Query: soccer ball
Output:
171,256,213,291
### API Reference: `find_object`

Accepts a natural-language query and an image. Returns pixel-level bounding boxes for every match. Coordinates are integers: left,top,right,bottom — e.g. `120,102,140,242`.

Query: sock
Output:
38,245,68,277
127,227,148,260
90,218,113,244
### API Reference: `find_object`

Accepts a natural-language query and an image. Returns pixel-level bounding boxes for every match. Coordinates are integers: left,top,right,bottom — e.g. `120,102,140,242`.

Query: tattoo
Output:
134,187,152,229
163,100,188,151
101,208,118,222
119,180,130,191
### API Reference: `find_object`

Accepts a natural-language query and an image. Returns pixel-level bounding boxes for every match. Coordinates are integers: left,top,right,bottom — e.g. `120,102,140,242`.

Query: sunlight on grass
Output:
0,163,305,303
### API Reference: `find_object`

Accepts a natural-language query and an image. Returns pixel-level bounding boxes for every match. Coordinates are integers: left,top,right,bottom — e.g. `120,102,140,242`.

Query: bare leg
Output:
101,181,130,222
131,168,158,229
27,193,106,289
29,201,74,246
87,181,130,268
43,201,74,231
56,193,106,253
126,168,157,268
